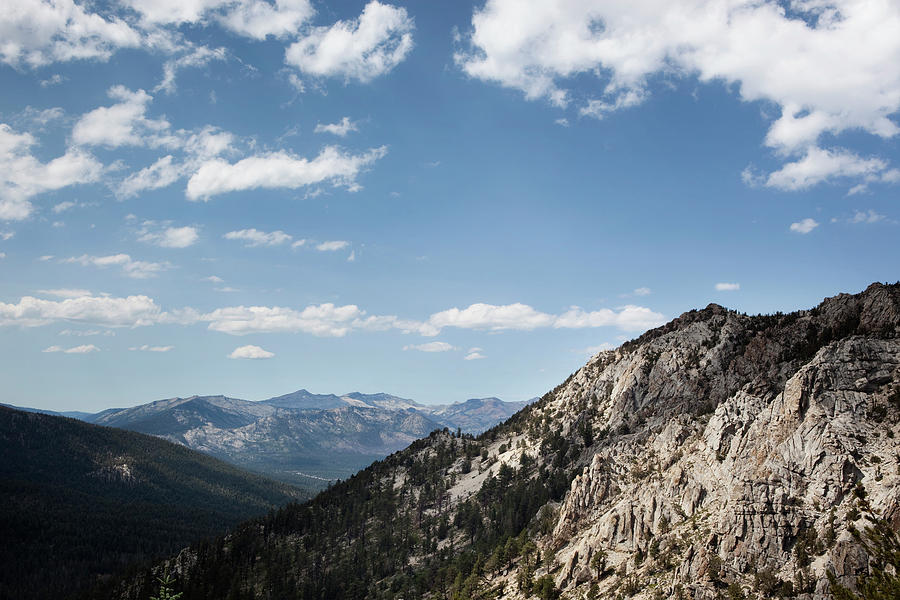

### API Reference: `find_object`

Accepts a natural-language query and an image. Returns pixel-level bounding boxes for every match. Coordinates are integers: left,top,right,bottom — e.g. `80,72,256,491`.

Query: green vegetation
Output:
94,381,581,600
829,487,900,600
0,406,303,600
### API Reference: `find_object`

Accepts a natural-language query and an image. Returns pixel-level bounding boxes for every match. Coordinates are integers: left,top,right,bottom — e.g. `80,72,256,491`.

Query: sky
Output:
1,0,898,412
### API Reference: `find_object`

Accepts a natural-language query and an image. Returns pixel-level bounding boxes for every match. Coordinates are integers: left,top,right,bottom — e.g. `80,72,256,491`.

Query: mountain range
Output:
99,282,900,600
9,391,529,488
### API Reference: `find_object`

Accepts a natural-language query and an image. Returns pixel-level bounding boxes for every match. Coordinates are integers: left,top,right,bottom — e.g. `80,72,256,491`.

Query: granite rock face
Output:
489,283,900,599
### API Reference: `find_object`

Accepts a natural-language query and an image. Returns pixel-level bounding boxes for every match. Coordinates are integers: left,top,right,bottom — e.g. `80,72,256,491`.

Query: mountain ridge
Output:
103,282,900,600
33,390,531,487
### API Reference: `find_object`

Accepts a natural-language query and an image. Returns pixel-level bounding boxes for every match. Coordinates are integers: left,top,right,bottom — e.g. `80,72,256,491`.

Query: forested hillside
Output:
0,407,304,600
104,284,900,600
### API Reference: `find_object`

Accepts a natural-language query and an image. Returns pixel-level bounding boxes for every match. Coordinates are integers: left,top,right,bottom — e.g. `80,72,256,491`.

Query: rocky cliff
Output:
105,282,900,600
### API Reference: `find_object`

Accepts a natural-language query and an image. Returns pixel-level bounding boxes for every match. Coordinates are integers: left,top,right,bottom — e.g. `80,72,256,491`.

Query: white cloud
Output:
554,305,666,332
0,231,13,240
421,302,665,336
0,0,141,68
156,45,227,94
457,0,900,189
139,224,199,248
291,239,307,249
40,74,65,87
204,303,367,336
633,287,651,296
204,275,224,283
118,155,184,198
43,343,100,354
0,123,103,220
715,282,740,291
219,0,314,39
130,344,174,352
63,253,171,278
789,218,819,234
117,128,235,198
0,252,5,259
765,147,894,191
464,348,486,360
59,328,115,336
0,292,203,330
52,201,76,213
581,343,615,356
224,228,292,247
403,341,456,352
285,1,413,83
347,250,356,262
228,344,274,359
315,117,358,137
72,86,173,149
849,209,886,224
186,145,387,200
316,240,349,251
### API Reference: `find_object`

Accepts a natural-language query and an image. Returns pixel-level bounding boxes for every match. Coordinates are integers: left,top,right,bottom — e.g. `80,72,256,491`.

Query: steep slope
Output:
100,283,900,600
0,406,304,600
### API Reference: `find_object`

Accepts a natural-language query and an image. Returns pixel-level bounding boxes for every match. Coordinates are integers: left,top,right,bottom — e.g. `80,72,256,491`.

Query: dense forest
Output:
0,406,305,600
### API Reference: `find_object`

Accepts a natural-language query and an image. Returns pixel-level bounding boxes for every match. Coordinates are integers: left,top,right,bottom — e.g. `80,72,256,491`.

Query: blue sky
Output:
1,0,898,412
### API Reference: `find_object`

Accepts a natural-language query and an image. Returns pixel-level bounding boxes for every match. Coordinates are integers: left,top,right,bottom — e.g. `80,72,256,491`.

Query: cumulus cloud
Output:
130,344,174,352
224,228,293,247
316,240,349,251
1,291,668,343
118,155,184,198
117,128,235,198
138,223,199,248
228,344,274,359
219,0,314,39
315,117,358,137
789,218,819,234
204,303,367,336
420,302,665,336
186,145,387,200
0,0,141,68
204,275,224,283
43,343,100,354
0,231,14,240
72,86,174,148
464,347,486,360
403,341,456,352
764,147,896,191
0,293,166,328
715,282,740,291
285,1,413,83
849,209,886,224
0,123,103,220
63,253,171,278
633,287,651,296
457,0,900,189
